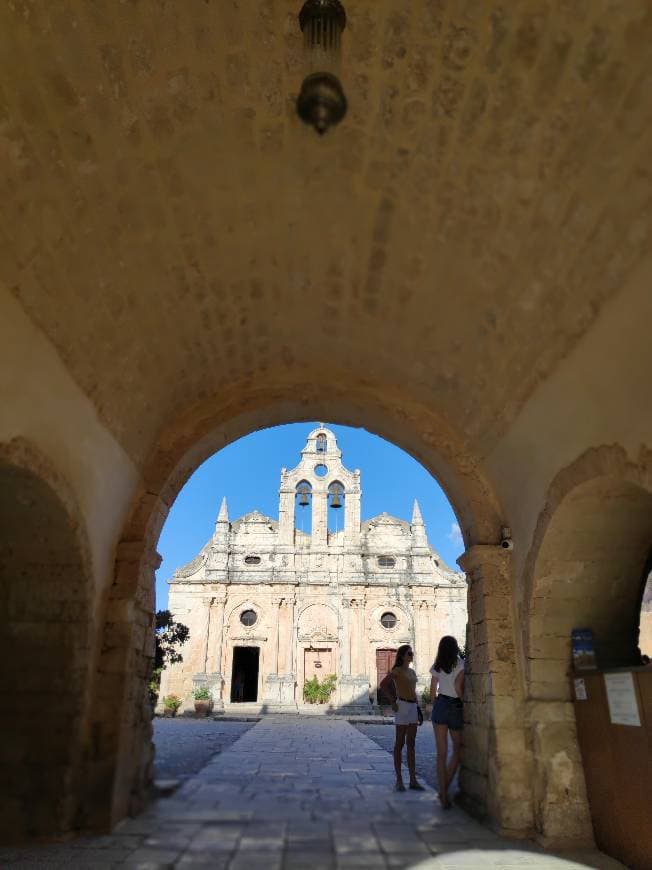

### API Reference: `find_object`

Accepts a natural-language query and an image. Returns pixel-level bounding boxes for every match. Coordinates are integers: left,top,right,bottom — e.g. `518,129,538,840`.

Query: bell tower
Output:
276,425,362,575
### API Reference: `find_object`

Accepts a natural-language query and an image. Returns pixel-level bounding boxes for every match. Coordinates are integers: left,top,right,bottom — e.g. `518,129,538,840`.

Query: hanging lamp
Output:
296,0,347,135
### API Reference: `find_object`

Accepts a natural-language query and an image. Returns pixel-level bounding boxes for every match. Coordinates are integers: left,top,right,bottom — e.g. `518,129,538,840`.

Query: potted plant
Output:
192,686,212,717
162,694,182,717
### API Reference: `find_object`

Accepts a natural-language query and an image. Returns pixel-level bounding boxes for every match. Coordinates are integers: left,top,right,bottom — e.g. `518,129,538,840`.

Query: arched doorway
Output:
0,449,91,841
154,423,469,714
525,472,652,848
98,389,517,834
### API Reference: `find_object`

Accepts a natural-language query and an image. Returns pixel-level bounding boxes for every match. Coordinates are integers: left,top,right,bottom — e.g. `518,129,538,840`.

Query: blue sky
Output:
155,423,463,609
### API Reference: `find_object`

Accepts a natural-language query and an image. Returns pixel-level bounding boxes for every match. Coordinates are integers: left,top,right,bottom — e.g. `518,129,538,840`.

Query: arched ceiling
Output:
1,1,651,467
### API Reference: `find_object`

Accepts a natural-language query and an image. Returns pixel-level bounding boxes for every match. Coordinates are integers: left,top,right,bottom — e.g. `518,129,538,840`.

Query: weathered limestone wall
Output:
485,267,652,847
457,547,533,837
0,290,141,592
0,290,143,838
161,583,465,710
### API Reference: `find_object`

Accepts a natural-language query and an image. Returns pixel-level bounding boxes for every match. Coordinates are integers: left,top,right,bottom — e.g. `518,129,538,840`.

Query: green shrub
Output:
303,673,337,704
320,673,337,702
303,676,321,704
421,686,431,705
163,694,182,711
192,686,211,701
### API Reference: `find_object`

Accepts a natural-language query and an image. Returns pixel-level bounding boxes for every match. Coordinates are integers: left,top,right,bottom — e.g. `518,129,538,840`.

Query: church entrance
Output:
376,648,397,705
231,647,259,702
304,647,335,683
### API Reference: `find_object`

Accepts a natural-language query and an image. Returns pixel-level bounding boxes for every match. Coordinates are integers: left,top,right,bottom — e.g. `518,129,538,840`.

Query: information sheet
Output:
604,672,641,726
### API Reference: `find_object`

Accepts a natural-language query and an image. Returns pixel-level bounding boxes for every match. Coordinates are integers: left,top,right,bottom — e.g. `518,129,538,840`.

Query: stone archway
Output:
98,379,513,830
0,440,92,842
523,446,652,848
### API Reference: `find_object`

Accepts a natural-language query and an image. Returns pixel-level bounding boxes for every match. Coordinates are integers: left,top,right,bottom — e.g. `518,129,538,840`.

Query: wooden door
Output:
304,648,334,683
376,648,396,704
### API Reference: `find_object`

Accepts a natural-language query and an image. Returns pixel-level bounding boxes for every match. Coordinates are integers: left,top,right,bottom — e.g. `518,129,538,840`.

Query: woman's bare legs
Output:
446,729,463,792
394,725,407,788
406,724,419,785
434,723,451,807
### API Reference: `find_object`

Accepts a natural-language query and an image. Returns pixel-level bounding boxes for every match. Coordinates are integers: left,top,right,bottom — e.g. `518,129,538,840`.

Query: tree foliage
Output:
149,610,190,708
155,609,190,670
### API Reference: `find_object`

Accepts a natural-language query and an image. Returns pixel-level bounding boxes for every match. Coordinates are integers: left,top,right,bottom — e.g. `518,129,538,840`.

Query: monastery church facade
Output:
160,427,467,712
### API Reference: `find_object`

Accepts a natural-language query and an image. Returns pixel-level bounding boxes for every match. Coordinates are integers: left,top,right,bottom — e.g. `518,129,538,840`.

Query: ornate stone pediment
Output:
297,603,338,642
174,546,208,579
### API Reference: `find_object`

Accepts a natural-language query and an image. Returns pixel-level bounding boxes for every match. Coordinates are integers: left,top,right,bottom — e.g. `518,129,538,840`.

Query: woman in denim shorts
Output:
429,636,464,809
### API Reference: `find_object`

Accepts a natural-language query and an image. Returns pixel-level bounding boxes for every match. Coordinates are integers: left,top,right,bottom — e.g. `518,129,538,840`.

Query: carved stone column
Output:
356,598,366,677
311,490,328,550
276,595,297,709
264,596,283,705
340,597,352,677
340,597,370,710
415,599,432,685
457,545,533,837
349,598,360,674
277,485,296,549
194,591,226,711
343,473,361,548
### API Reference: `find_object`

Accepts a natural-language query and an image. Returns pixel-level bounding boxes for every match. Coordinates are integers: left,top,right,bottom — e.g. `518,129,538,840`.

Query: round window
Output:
314,463,328,477
380,612,397,629
240,609,257,627
244,555,261,565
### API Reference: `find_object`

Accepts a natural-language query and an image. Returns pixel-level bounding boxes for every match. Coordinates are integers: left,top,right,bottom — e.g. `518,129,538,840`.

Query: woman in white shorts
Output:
379,644,424,792
430,635,464,809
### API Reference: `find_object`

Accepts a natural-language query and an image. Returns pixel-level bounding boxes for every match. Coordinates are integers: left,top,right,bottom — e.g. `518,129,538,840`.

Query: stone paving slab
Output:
0,716,626,869
153,718,254,783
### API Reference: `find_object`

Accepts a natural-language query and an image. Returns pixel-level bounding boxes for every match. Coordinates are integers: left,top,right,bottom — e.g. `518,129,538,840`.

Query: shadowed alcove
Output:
526,473,652,847
0,455,91,841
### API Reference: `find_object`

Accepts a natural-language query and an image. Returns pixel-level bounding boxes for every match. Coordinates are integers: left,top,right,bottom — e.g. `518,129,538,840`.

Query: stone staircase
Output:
217,701,391,721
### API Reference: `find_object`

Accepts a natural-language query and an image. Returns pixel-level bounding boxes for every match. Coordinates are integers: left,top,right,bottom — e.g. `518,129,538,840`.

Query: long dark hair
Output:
434,636,460,674
393,644,412,668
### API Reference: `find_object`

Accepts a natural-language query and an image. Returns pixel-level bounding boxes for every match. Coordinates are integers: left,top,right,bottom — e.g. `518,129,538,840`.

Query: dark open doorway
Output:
231,646,259,702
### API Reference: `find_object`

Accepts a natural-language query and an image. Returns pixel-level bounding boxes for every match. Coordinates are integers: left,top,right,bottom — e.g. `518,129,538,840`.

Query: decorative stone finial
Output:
217,496,229,524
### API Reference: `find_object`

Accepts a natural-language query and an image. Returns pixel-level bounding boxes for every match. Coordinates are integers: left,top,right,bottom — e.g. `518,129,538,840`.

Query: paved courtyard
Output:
355,721,443,793
0,717,625,869
153,718,254,783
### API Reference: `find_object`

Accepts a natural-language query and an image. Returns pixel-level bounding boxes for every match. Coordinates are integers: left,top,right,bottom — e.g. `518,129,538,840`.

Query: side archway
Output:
0,440,92,841
524,447,652,847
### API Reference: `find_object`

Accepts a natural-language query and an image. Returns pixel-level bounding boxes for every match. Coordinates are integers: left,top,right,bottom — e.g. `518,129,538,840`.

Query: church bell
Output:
297,484,311,507
330,488,343,509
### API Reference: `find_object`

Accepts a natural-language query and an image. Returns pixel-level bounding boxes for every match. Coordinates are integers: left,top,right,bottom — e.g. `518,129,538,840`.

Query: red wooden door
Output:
376,649,397,704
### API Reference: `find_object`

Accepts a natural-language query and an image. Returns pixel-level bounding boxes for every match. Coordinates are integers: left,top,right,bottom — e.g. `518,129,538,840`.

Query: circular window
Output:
240,609,257,627
314,464,328,477
380,612,397,629
378,555,396,568
244,555,261,565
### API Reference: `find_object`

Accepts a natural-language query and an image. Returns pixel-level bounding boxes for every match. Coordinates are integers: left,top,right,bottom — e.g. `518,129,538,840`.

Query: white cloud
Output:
447,522,463,546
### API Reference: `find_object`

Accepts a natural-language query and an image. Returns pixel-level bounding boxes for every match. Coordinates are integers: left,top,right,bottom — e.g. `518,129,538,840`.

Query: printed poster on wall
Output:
604,673,641,726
